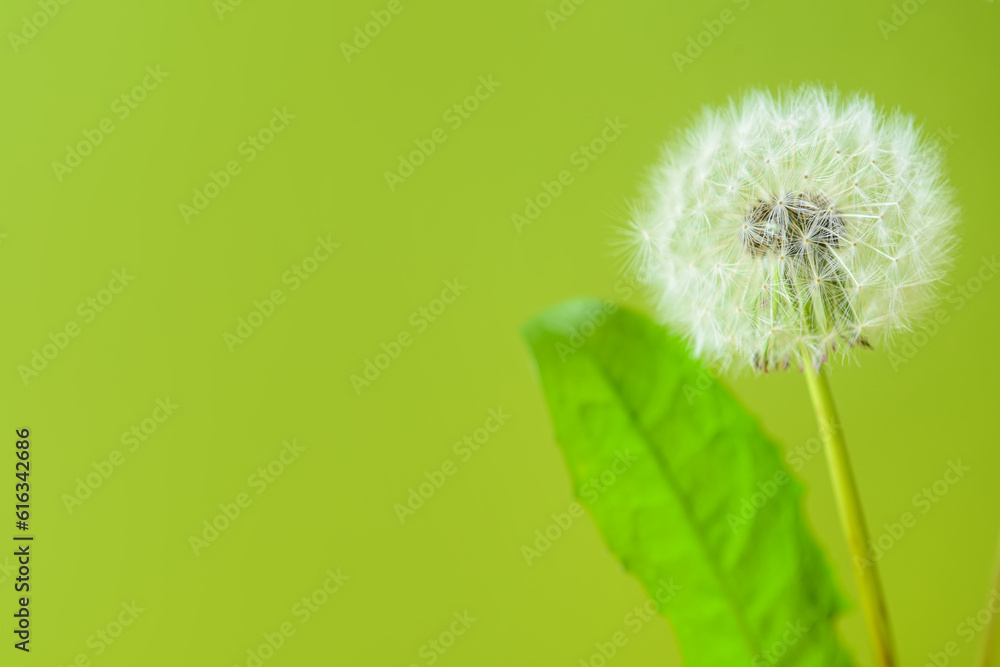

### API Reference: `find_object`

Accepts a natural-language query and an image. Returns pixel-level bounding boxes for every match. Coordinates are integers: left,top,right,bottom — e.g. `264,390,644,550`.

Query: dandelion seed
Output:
629,86,959,372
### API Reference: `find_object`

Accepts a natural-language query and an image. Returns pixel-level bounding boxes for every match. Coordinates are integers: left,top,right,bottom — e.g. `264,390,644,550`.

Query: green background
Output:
0,0,997,664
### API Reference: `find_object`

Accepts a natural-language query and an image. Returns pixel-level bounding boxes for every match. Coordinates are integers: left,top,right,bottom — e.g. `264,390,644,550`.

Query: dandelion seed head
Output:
630,86,958,372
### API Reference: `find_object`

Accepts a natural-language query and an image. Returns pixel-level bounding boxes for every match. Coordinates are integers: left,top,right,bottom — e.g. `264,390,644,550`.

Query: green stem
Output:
979,534,1000,666
803,363,896,667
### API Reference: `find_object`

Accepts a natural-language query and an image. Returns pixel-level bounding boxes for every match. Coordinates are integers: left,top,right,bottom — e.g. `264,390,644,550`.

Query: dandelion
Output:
628,86,960,667
629,85,958,373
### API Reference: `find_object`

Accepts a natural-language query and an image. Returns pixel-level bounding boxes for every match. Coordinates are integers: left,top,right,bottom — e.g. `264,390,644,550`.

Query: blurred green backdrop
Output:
0,0,997,664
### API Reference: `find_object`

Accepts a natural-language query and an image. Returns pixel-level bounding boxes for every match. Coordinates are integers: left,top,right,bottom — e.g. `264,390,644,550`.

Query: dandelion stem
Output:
803,363,896,667
978,533,1000,666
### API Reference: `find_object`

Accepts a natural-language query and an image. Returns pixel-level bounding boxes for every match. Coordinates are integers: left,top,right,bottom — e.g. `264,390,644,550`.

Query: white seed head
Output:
629,86,958,372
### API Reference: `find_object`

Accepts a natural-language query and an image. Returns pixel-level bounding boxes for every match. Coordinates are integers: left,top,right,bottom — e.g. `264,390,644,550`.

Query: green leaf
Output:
523,298,853,667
